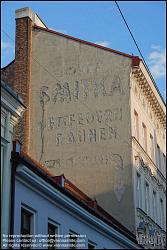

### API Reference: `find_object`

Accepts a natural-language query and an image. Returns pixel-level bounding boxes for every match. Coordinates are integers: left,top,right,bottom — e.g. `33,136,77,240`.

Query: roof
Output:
1,80,26,108
11,142,139,245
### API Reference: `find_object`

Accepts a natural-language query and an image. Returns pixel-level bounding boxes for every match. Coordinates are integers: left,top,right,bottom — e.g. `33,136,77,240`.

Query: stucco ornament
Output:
112,153,125,202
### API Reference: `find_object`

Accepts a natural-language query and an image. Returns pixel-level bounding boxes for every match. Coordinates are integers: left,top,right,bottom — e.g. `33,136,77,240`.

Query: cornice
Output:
1,105,21,127
132,67,166,128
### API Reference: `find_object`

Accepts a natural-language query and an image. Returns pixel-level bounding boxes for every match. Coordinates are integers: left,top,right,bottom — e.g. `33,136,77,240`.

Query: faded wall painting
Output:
30,29,135,230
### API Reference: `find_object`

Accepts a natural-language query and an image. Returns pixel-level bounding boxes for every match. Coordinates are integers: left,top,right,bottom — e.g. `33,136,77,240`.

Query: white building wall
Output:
130,74,166,249
12,166,140,249
1,110,13,237
1,81,25,248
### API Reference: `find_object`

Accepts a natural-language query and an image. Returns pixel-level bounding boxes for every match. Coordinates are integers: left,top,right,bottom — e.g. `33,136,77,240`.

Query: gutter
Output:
9,141,21,249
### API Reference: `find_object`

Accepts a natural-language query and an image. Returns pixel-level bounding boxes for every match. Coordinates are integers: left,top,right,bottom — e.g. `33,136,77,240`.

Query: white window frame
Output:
145,182,150,215
88,240,96,249
156,144,161,170
142,123,147,152
20,204,36,248
134,110,139,140
163,154,166,176
48,218,60,249
160,198,164,228
69,230,78,249
152,190,157,222
1,137,9,200
150,134,154,161
136,172,142,209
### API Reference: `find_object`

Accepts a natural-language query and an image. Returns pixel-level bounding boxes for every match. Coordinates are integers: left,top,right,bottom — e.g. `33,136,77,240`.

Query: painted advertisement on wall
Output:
30,29,135,230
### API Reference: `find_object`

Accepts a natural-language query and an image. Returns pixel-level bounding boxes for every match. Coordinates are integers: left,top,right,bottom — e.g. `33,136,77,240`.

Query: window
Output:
134,110,139,140
150,134,154,160
163,154,166,176
1,145,4,197
48,221,59,249
88,240,96,249
160,199,164,228
153,191,157,222
142,123,147,151
69,231,78,249
20,208,33,249
145,182,150,215
156,145,161,170
136,173,142,208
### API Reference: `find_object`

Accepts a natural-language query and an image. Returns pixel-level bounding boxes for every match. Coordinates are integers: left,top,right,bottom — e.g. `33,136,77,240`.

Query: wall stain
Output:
39,86,50,162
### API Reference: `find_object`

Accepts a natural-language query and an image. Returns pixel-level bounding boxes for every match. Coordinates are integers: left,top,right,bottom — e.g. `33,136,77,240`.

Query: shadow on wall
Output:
94,183,136,233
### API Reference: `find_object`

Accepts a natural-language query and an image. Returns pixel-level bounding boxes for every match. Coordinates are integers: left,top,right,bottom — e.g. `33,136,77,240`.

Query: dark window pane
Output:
48,223,56,249
20,208,32,249
88,242,96,249
69,232,78,249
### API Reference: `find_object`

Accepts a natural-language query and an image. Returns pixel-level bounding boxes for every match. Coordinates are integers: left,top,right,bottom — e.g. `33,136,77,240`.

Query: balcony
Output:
132,136,166,184
136,208,166,249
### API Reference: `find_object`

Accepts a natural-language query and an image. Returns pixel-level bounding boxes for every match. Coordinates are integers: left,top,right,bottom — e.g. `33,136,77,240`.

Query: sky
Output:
1,1,166,101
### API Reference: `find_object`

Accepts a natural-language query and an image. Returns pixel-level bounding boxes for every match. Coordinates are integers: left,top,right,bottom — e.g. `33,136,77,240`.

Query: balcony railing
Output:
132,136,166,182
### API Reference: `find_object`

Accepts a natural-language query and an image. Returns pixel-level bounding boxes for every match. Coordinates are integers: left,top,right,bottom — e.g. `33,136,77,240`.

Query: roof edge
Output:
33,25,136,59
1,80,26,108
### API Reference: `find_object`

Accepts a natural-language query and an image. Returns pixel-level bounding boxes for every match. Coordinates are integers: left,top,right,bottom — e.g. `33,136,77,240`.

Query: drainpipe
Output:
9,140,21,249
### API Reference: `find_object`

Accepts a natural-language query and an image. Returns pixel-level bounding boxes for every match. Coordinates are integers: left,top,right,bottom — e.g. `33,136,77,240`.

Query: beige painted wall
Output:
131,75,166,176
130,75,166,231
30,29,135,231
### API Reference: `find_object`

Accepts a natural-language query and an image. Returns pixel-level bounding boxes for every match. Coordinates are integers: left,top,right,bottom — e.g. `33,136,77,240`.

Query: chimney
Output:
15,7,47,28
12,7,33,153
13,7,47,153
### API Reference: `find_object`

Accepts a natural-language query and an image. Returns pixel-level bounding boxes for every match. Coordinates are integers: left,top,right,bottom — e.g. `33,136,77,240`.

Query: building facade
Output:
131,63,166,249
1,80,25,247
8,142,140,249
1,7,166,248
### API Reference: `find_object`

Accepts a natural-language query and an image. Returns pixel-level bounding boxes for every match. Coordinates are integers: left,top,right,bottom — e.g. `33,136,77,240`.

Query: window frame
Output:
1,138,9,200
69,230,78,249
136,172,142,209
20,205,36,249
145,181,150,215
48,219,60,249
160,198,164,228
152,190,157,222
149,133,154,160
134,110,139,140
156,144,161,170
88,240,96,249
142,123,147,152
162,153,166,176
